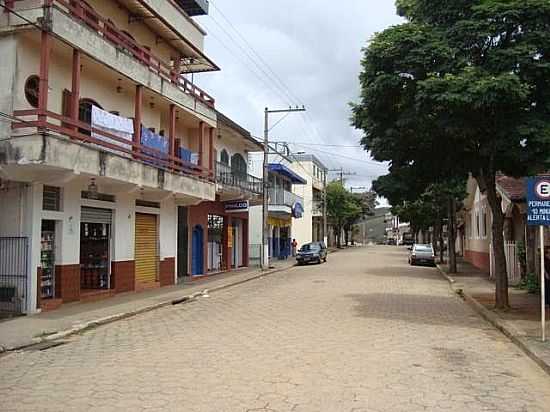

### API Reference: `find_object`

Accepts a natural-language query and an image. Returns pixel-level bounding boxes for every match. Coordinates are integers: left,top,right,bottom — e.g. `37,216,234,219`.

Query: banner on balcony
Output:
91,106,133,155
225,201,249,213
292,201,304,218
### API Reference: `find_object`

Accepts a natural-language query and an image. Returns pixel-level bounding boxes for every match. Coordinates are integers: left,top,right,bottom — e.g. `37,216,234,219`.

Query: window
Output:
220,149,229,165
231,153,247,177
79,98,103,135
43,186,61,211
24,75,40,108
476,212,480,238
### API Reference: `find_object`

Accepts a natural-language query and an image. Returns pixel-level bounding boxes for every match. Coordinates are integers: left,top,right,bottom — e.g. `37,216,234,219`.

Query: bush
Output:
519,272,539,294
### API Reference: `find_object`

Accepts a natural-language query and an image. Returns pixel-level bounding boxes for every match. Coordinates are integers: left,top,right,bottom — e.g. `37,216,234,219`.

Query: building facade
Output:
0,0,220,313
249,163,306,262
185,113,263,277
289,154,327,248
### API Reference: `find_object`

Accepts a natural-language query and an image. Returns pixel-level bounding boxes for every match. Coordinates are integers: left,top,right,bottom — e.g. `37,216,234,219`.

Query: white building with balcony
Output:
0,0,220,313
248,162,306,262
289,154,327,248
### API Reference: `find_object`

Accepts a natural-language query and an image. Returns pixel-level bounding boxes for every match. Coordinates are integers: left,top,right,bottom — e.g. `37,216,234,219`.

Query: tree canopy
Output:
352,0,550,308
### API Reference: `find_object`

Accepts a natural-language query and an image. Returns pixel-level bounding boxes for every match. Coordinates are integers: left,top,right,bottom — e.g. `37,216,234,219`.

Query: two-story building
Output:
290,153,327,247
0,0,220,313
248,161,306,263
185,112,263,277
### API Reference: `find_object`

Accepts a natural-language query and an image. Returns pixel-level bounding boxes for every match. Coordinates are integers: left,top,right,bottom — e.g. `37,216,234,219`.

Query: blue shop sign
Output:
527,177,550,226
225,201,249,213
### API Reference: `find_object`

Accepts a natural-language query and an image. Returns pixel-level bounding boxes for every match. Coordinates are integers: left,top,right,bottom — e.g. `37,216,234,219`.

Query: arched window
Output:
231,153,247,177
220,149,229,165
24,75,40,108
79,98,103,135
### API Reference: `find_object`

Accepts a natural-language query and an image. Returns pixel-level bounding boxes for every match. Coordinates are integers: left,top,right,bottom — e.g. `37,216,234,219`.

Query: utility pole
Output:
328,168,356,185
323,169,328,247
262,106,305,270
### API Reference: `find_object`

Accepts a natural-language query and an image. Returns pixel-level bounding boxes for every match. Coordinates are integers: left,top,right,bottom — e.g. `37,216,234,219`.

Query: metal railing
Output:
0,237,29,315
268,188,303,207
215,162,262,195
8,0,215,107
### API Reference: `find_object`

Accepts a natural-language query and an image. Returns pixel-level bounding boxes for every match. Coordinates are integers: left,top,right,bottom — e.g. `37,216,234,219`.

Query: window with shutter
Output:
43,186,62,211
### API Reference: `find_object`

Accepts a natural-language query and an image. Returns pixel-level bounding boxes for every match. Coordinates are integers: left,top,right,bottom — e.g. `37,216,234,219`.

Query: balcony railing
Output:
268,189,303,208
8,0,215,107
215,162,262,195
11,109,212,180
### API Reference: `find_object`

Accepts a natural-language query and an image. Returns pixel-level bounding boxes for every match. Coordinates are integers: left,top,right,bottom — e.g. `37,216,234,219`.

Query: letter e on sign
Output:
536,181,550,199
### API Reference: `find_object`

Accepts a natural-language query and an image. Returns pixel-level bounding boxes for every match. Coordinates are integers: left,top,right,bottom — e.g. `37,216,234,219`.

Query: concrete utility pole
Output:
329,168,356,185
262,106,305,270
323,170,328,246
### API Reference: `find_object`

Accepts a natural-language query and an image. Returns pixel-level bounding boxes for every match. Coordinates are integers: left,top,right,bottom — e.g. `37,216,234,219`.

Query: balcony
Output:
5,108,216,202
312,199,324,216
268,188,304,218
215,162,262,199
5,0,217,108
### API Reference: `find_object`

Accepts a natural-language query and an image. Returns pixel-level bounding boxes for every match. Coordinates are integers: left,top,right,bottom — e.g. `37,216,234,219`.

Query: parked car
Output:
408,244,435,266
296,242,327,265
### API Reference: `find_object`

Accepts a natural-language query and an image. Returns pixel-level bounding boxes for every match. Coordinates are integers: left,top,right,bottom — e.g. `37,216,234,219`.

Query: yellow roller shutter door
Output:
135,213,158,284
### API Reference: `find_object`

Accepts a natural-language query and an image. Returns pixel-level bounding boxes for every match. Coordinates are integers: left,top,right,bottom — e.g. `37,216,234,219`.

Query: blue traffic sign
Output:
527,177,550,226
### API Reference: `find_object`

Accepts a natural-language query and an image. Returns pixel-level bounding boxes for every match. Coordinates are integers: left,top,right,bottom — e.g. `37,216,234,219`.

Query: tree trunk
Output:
476,173,509,309
448,197,457,274
336,225,342,248
344,227,349,247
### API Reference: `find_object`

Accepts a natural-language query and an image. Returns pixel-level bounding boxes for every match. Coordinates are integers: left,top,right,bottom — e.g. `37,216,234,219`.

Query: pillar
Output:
38,31,51,125
198,121,204,168
208,127,215,178
243,219,249,267
70,49,81,130
224,215,232,271
134,85,143,152
169,104,176,166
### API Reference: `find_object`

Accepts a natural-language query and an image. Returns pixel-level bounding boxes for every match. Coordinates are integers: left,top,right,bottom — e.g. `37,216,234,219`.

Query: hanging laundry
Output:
91,106,133,155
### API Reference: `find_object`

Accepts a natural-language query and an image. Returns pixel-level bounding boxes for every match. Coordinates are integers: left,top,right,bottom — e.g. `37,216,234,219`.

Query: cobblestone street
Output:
2,246,550,411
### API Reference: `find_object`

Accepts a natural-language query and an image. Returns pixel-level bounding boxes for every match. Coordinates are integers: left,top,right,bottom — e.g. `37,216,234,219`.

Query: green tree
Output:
326,181,363,248
352,0,550,309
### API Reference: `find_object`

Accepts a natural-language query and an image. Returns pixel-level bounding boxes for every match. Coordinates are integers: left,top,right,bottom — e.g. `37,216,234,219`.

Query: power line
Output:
208,0,304,105
273,140,362,148
293,143,388,168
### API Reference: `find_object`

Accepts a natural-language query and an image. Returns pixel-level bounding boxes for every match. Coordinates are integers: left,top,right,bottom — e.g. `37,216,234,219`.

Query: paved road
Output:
2,246,550,411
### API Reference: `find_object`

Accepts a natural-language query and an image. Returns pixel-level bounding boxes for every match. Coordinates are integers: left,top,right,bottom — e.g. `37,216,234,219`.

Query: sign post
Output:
527,177,550,342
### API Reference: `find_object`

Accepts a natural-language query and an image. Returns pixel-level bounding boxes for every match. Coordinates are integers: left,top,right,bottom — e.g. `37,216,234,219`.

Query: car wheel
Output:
323,257,327,263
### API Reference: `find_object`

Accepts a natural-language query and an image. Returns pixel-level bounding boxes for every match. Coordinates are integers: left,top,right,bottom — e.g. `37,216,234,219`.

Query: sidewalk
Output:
438,258,550,375
0,259,296,353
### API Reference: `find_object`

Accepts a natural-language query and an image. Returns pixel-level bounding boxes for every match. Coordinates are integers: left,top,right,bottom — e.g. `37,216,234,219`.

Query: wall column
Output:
134,85,143,153
198,121,204,169
224,215,232,271
38,31,51,125
243,219,249,267
70,49,81,130
169,104,177,167
208,127,215,178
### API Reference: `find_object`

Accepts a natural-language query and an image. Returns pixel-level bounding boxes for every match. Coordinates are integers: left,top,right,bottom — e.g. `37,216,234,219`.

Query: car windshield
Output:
300,244,320,252
414,245,433,252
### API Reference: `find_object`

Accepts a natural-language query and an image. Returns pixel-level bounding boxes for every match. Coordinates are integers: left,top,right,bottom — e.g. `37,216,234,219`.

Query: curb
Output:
2,264,293,354
436,265,550,377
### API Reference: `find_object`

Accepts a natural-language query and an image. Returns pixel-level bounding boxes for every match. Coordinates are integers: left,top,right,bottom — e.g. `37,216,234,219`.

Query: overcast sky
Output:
194,1,403,194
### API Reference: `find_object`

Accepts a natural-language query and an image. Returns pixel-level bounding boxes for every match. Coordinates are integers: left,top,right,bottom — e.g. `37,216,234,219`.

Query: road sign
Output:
527,177,550,226
527,176,550,342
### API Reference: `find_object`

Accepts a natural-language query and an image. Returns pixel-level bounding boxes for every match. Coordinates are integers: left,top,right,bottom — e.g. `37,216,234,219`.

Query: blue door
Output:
191,225,204,276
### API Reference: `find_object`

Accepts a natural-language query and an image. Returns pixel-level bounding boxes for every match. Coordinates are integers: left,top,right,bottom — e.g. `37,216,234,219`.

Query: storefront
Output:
188,200,250,277
268,217,292,260
80,207,112,292
134,212,159,289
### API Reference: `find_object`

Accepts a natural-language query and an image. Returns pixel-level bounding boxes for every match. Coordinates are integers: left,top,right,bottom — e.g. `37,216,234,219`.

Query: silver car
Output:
408,244,435,266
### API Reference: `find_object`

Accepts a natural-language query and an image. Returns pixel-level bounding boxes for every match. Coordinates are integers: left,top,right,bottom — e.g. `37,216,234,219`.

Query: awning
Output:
268,163,307,185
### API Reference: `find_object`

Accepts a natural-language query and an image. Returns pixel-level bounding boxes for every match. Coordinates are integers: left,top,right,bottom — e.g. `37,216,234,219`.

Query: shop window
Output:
220,149,229,165
24,75,40,108
43,186,62,211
